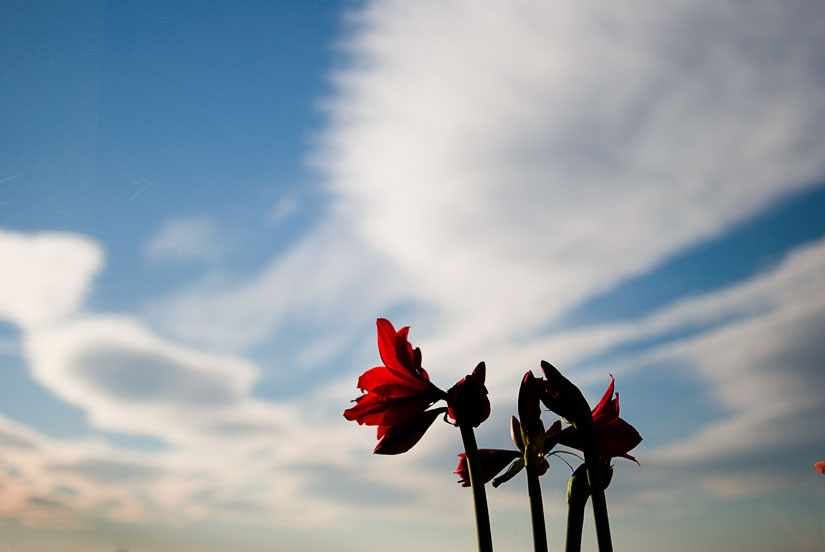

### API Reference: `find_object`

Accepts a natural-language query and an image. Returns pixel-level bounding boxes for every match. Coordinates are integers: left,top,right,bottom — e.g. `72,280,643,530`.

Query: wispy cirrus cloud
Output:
149,0,825,370
143,215,226,265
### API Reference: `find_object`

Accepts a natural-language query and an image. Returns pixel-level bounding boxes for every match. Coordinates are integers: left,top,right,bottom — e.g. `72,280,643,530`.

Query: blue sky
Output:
1,1,825,551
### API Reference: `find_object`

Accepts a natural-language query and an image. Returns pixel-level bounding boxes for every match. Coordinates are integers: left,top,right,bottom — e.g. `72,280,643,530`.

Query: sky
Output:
1,0,825,551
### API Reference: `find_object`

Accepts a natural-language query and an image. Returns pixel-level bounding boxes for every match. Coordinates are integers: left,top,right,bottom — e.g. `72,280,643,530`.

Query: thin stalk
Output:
526,463,548,552
577,422,613,552
459,425,494,552
565,465,589,552
565,496,586,552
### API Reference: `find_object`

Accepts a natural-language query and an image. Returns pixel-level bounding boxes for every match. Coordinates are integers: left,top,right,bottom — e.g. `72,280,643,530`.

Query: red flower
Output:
344,319,490,454
344,319,446,454
555,375,642,463
815,461,825,475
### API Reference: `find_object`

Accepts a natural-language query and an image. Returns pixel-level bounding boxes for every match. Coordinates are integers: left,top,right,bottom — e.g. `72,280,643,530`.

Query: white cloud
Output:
641,241,825,464
0,230,102,330
23,316,299,448
314,0,825,351
150,0,825,369
537,237,825,510
144,216,225,264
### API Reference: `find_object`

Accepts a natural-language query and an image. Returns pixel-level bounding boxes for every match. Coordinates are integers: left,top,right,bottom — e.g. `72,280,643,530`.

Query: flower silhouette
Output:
344,318,489,454
555,375,642,463
455,372,561,487
455,449,521,487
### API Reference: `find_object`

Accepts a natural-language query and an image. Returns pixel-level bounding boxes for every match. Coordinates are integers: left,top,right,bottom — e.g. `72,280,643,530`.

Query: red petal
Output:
374,409,442,455
343,393,435,427
357,366,432,395
375,319,430,383
455,449,521,487
376,318,405,373
594,417,642,458
592,375,617,421
556,425,582,451
394,327,416,371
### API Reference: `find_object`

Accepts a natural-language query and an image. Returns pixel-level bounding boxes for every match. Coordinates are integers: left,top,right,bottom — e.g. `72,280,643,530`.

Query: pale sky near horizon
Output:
2,1,825,551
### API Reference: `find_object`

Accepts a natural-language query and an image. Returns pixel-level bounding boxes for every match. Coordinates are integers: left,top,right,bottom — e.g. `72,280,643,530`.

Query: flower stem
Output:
565,495,586,552
526,463,548,552
565,465,589,552
459,424,494,552
577,422,613,552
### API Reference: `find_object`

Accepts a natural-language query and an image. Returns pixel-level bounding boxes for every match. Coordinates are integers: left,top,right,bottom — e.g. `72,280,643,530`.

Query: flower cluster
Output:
456,361,641,486
344,318,643,552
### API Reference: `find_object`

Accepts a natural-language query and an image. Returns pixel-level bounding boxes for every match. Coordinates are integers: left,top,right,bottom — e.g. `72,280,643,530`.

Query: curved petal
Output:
374,408,443,455
357,366,432,395
343,394,435,427
592,375,619,422
455,449,521,487
376,318,408,375
594,417,642,459
376,318,429,382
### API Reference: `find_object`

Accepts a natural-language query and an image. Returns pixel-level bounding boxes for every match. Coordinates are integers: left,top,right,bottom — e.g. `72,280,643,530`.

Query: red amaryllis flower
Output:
815,461,825,475
555,375,642,463
344,318,490,454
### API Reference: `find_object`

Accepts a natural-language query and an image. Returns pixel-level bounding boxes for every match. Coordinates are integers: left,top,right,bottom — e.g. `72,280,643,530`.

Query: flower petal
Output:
344,393,436,427
376,318,429,383
592,375,619,423
357,366,432,395
595,417,642,459
376,318,409,375
455,449,521,487
374,408,443,455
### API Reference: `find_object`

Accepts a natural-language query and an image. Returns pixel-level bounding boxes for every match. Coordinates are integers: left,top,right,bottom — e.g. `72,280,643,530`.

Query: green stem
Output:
577,422,613,552
565,496,586,552
565,465,589,552
459,425,494,552
526,463,548,552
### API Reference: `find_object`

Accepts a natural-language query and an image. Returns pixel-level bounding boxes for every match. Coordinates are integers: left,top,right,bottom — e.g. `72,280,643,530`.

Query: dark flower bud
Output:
447,361,491,428
518,371,542,426
539,360,593,427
